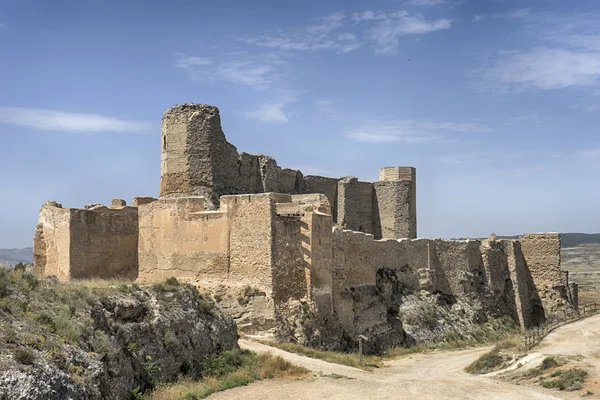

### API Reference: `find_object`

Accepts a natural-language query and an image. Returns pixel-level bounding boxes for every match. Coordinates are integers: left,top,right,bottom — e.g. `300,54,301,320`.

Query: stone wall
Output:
33,203,71,281
33,202,138,281
158,103,416,239
137,197,229,284
337,177,374,234
374,167,417,239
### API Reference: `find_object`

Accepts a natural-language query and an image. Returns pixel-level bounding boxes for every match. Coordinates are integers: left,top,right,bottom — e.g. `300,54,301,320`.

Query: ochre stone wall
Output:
137,197,229,284
519,233,563,286
272,216,306,303
69,207,138,280
33,204,71,281
158,103,415,239
225,194,280,294
33,203,138,281
337,177,374,234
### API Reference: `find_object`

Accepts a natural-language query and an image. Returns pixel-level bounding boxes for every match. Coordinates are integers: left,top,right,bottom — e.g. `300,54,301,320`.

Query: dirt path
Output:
208,315,600,399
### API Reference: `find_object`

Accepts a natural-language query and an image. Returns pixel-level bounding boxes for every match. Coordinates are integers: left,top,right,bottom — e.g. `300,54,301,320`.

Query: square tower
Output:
374,166,417,239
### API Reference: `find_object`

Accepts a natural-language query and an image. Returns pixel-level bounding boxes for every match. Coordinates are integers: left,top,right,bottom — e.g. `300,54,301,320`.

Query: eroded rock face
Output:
0,278,238,400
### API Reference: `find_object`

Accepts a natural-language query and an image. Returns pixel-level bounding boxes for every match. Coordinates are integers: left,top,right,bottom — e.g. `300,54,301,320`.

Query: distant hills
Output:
0,247,33,267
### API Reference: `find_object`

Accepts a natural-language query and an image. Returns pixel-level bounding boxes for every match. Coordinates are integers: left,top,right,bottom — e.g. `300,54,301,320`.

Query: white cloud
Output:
408,0,445,6
245,103,289,123
364,11,452,54
218,60,280,90
241,13,361,53
174,52,287,91
471,47,600,93
345,119,488,143
471,12,600,94
243,10,451,55
173,54,212,69
0,107,152,133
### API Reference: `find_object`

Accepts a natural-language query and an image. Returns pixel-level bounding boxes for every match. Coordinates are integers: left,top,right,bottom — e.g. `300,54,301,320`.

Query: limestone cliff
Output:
0,268,238,400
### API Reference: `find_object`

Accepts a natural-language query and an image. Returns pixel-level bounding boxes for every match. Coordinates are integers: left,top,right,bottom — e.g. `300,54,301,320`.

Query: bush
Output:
465,346,504,374
14,347,35,365
541,368,588,391
540,356,559,371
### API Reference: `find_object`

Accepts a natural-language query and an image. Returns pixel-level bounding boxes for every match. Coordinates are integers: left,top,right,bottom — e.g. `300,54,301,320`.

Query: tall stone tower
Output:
374,166,417,239
159,103,239,206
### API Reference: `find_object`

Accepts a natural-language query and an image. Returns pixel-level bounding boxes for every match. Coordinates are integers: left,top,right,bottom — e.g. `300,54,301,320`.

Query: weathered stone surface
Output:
110,198,126,207
132,197,156,207
0,279,237,400
33,202,138,281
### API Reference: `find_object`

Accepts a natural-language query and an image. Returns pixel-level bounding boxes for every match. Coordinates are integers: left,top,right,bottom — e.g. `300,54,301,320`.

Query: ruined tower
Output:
159,104,240,206
374,167,417,239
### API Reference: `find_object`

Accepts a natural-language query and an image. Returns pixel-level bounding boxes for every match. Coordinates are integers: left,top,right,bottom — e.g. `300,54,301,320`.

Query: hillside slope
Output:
0,269,238,399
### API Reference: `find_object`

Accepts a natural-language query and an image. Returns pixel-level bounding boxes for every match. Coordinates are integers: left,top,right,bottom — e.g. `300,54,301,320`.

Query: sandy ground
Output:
206,314,600,400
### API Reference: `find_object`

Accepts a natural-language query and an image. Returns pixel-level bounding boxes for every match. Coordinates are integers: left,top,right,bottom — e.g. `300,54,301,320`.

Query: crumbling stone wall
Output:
519,233,571,313
158,103,416,239
33,202,138,281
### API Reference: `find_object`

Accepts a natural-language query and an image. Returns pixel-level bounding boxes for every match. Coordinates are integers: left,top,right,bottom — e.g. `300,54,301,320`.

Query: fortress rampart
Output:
32,103,576,352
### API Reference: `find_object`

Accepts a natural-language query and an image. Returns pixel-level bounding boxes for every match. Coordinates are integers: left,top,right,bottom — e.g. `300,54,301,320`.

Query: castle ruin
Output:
33,103,577,352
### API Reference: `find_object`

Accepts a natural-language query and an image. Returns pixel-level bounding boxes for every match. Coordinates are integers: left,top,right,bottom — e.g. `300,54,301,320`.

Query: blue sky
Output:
1,0,600,248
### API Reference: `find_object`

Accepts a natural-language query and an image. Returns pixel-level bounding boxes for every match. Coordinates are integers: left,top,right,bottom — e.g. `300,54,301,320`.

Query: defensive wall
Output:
31,102,576,352
159,104,416,240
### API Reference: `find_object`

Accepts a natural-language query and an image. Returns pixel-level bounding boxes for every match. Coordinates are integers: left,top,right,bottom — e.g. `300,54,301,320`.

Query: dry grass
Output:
256,340,384,370
148,350,308,399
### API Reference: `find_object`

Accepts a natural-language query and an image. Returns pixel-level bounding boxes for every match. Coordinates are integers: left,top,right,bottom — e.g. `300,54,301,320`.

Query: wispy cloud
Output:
241,13,362,54
408,0,445,7
360,11,452,54
470,11,600,94
174,52,287,91
0,107,152,133
241,10,451,56
471,47,600,93
472,8,532,23
345,119,489,143
245,103,289,123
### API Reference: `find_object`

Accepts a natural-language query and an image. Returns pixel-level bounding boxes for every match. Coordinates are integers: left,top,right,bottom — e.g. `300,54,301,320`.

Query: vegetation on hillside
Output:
147,349,308,399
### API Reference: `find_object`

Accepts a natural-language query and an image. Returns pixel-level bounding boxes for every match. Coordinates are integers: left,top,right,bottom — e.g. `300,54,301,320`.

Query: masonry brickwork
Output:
32,102,577,353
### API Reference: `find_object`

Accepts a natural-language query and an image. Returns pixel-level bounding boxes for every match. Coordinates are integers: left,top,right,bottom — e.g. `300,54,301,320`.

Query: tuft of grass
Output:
541,368,588,391
149,349,308,400
465,346,504,374
13,347,36,365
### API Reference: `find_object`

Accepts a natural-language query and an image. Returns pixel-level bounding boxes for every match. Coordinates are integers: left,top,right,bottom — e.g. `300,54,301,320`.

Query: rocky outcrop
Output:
0,270,238,400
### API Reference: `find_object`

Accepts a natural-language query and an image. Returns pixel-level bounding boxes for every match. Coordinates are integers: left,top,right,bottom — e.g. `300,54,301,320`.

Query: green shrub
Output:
164,277,180,286
198,300,213,314
541,368,588,391
465,346,504,374
163,329,180,352
540,356,559,371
